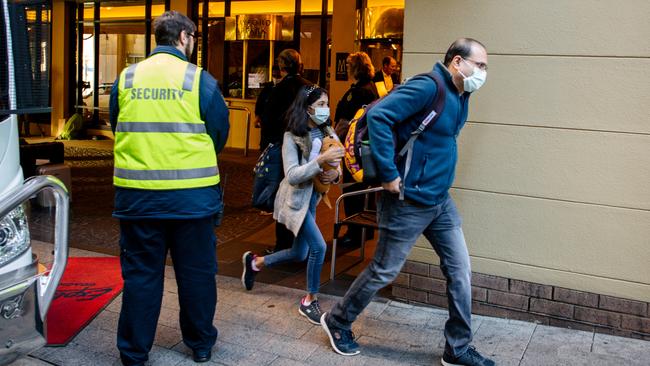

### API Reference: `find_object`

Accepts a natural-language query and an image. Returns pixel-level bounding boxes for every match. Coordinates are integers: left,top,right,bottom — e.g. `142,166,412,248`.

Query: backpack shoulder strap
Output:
397,72,446,159
396,71,447,200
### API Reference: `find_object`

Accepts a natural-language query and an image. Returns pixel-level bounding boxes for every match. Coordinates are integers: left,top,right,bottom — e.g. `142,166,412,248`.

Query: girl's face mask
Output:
309,107,330,125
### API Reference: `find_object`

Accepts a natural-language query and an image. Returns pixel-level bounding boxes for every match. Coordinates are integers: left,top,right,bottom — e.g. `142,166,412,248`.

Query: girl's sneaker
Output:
298,297,322,324
241,251,258,290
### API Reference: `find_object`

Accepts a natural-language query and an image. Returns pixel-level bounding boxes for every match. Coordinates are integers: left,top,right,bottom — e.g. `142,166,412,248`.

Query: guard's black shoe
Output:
298,298,322,325
192,349,211,363
241,251,258,290
320,312,360,356
441,346,495,366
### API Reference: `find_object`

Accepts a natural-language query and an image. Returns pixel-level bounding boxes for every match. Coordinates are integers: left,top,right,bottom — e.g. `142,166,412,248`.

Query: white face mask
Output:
309,107,330,125
458,59,487,93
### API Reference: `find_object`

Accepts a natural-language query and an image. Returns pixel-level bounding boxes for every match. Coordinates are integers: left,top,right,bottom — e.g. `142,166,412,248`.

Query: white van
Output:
0,1,69,364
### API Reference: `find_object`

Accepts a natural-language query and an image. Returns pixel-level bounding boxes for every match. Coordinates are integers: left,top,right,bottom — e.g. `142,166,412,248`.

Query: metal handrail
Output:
227,105,252,157
0,175,69,320
330,186,383,280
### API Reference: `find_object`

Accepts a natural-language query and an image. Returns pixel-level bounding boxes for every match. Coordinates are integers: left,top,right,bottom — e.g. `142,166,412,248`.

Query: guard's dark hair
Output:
277,49,302,75
153,11,196,46
443,38,486,66
286,85,327,137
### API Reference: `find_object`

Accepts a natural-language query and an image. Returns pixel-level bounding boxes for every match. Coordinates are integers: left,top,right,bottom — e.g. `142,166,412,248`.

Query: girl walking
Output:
242,85,344,324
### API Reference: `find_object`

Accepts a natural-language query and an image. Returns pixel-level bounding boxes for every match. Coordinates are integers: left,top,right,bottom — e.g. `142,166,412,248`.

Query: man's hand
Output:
382,177,401,193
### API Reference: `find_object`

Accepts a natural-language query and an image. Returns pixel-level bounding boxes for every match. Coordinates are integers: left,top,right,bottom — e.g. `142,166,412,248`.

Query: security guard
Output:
109,11,229,366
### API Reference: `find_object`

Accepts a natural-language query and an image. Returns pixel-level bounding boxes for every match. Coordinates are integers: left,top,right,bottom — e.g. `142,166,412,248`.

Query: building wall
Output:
50,0,72,136
328,0,357,117
401,0,650,304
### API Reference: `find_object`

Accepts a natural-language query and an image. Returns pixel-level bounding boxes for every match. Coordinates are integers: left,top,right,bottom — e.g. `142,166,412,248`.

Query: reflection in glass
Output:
226,42,243,98
99,1,146,20
198,1,225,17
245,41,270,99
231,0,295,16
301,0,333,15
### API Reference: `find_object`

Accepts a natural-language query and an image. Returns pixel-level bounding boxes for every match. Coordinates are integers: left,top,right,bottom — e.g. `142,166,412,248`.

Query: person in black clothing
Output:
260,49,312,150
254,81,273,129
253,66,280,133
334,52,380,248
372,56,400,96
260,49,312,252
334,52,379,126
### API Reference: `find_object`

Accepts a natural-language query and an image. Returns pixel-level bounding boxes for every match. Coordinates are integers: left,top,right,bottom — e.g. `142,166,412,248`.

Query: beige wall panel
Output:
454,123,650,210
410,189,650,288
401,53,650,134
404,0,650,57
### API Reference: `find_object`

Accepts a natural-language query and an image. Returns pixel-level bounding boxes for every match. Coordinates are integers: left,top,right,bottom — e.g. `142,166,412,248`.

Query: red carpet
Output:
46,256,123,346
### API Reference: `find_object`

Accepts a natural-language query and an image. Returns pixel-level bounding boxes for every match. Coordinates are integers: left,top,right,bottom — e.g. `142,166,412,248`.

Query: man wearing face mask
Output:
320,39,494,366
109,11,229,366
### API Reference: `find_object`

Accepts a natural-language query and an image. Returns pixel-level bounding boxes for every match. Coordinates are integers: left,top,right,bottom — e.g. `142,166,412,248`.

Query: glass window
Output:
231,0,295,16
301,0,332,15
365,0,404,7
299,17,321,84
79,1,148,126
2,1,52,114
79,15,95,123
96,25,146,123
0,4,9,112
198,1,225,17
225,42,243,98
223,1,295,99
100,1,146,20
205,19,226,83
245,41,270,98
151,2,166,17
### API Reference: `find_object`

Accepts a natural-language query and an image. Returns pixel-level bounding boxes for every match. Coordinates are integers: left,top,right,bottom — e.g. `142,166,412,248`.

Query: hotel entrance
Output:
53,0,405,294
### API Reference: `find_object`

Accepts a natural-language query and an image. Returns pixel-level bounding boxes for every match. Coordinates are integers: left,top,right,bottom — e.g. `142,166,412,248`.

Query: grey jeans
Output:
328,192,473,357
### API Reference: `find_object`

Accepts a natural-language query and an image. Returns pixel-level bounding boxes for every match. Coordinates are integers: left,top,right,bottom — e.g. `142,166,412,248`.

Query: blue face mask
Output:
309,107,330,125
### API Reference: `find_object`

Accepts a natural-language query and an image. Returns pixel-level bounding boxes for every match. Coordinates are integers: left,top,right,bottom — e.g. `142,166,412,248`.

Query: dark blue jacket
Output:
109,46,230,219
367,61,470,206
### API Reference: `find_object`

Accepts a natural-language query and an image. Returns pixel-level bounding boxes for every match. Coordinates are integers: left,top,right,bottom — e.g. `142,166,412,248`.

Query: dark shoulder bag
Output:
251,143,284,212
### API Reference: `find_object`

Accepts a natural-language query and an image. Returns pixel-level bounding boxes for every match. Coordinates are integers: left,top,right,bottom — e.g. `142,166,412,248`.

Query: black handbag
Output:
251,143,283,212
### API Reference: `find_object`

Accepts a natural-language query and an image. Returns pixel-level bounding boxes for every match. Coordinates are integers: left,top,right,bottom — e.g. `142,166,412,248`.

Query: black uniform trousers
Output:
117,217,218,366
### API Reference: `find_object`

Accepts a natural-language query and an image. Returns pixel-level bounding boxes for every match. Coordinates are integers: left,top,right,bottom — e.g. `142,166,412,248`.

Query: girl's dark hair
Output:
285,85,328,137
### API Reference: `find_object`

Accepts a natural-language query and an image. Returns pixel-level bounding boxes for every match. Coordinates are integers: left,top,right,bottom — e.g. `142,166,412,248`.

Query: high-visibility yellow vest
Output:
113,53,219,190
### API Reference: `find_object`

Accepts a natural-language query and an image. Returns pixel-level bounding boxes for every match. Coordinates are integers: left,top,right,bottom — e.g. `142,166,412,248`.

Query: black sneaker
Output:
320,312,360,356
241,251,258,291
298,298,322,325
441,346,495,366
